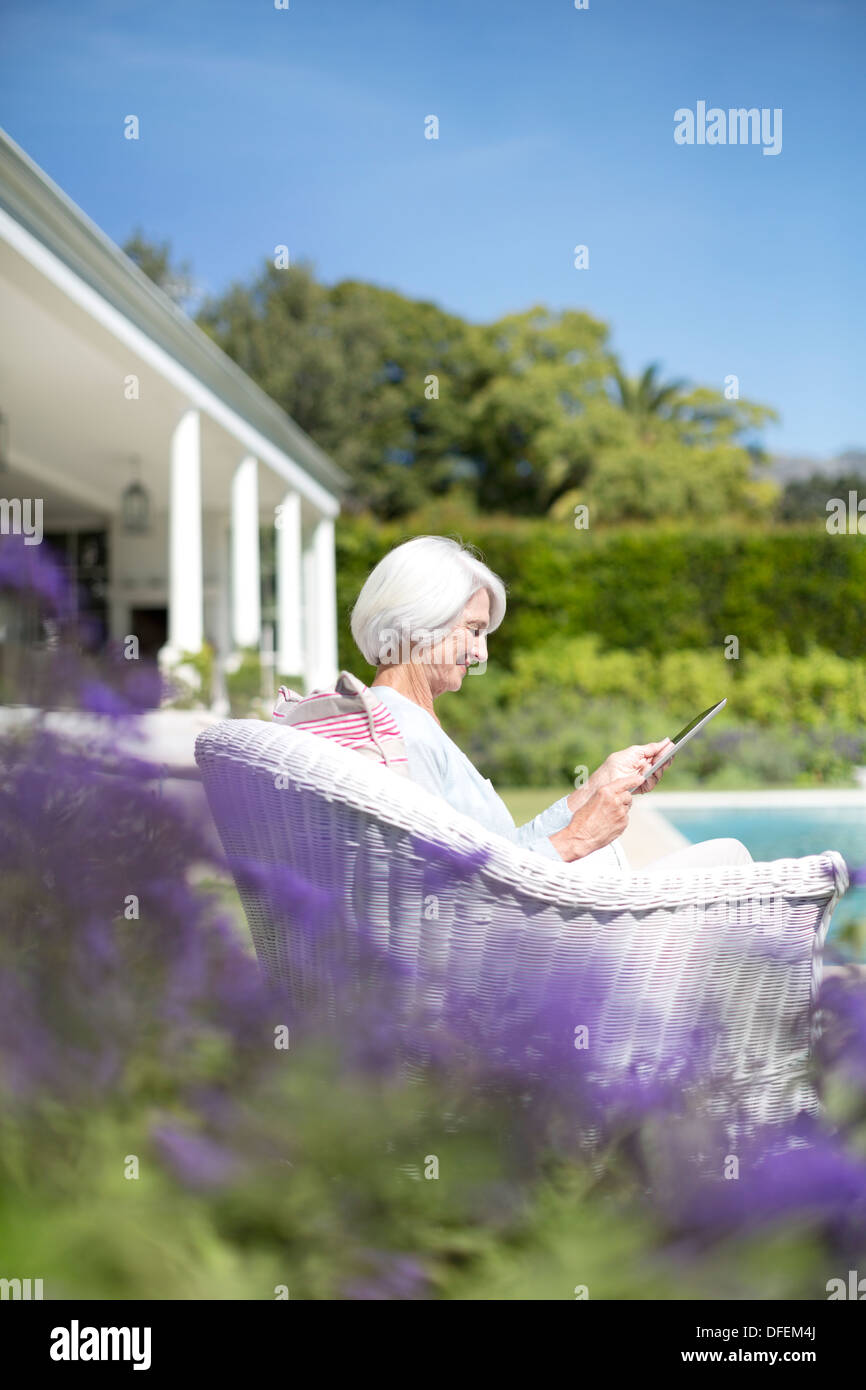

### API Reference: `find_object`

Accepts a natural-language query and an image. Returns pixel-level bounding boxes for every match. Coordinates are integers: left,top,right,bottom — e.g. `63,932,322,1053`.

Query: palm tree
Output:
612,361,742,447
610,362,690,440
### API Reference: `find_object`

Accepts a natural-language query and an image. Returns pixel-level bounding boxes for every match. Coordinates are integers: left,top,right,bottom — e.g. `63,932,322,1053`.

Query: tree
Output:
196,262,484,518
551,361,783,523
126,231,781,525
464,306,618,513
610,362,689,439
122,229,199,311
778,471,866,523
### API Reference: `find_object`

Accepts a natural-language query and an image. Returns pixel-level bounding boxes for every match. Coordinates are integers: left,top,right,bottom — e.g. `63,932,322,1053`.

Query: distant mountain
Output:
762,449,866,482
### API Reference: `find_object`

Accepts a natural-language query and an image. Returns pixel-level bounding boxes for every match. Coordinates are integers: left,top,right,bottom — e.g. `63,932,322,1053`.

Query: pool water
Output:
661,805,865,934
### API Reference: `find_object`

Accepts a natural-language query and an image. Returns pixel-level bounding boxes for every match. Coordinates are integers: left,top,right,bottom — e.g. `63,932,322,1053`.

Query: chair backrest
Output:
195,718,848,1139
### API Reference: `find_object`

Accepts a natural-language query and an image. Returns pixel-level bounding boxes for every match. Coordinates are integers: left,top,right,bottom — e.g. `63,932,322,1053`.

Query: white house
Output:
0,127,350,701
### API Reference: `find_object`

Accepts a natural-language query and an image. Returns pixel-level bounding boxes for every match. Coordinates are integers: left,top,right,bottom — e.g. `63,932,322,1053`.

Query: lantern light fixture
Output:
121,456,150,535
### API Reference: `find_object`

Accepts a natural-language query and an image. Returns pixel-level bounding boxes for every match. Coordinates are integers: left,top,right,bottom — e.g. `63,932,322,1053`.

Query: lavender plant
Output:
1,533,865,1300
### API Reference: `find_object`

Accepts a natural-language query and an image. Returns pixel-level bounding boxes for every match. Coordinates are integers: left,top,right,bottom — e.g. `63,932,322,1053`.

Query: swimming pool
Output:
654,796,866,934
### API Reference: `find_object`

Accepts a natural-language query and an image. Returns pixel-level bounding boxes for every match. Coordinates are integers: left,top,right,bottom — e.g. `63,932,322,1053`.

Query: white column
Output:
230,455,261,649
276,490,304,675
168,409,203,653
210,518,232,716
302,514,338,692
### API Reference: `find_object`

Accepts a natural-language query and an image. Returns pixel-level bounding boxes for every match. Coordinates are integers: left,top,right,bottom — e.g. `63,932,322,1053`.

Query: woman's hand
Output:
592,740,676,795
552,773,637,862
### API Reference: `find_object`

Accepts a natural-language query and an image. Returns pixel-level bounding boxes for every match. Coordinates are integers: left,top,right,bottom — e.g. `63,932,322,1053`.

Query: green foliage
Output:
432,635,866,789
196,262,484,520
336,515,866,676
439,686,865,792
777,471,866,523
334,514,866,787
226,647,263,716
187,251,776,524
0,1037,845,1301
504,634,866,729
124,234,805,527
162,643,214,709
462,305,615,513
834,916,866,958
438,1159,830,1301
568,436,773,524
2,532,863,1301
122,228,198,311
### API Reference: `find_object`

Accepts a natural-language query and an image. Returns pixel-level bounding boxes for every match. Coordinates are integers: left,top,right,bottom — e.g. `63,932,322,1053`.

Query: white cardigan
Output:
372,685,628,874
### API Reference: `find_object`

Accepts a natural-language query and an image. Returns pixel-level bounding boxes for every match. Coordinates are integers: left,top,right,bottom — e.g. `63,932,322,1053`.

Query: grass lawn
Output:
499,786,569,822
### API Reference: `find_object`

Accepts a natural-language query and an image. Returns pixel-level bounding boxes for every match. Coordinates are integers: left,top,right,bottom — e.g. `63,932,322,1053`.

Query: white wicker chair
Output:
195,718,849,1138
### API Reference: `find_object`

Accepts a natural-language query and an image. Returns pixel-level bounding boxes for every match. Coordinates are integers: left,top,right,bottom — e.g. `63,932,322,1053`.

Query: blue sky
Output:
1,0,863,457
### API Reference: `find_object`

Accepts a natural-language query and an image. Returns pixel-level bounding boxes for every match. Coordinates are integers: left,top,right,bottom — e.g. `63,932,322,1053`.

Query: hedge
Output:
336,515,866,676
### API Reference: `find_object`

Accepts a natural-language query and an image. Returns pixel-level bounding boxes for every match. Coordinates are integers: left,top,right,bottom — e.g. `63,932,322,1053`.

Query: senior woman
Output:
350,536,752,875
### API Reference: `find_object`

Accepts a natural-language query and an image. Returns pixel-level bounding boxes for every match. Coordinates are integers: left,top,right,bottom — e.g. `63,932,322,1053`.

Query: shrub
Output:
337,515,866,675
439,638,866,788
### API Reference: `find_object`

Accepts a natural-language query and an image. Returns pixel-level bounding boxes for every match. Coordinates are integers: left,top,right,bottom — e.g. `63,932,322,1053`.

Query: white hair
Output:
349,535,508,668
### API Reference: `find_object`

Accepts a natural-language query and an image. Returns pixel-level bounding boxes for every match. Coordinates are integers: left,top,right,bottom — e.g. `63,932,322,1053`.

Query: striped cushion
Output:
272,670,410,777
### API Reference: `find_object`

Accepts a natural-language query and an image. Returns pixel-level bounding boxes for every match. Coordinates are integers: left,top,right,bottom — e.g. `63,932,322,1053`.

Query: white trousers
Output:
574,837,754,876
640,837,754,874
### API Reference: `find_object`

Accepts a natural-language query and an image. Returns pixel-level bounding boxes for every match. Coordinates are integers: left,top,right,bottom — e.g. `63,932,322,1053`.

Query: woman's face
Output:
424,588,490,694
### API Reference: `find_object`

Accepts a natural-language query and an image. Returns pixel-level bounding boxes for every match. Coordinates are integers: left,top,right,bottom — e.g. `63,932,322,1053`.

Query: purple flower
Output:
79,679,139,718
816,972,866,1083
151,1123,240,1190
665,1121,866,1239
341,1250,431,1301
0,534,73,614
408,833,494,891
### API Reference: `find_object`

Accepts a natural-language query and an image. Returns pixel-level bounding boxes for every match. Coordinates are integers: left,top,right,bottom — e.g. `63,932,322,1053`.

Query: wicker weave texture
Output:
195,719,849,1130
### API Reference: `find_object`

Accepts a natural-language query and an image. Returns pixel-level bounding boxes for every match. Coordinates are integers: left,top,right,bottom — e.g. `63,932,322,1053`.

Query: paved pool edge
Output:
651,790,866,809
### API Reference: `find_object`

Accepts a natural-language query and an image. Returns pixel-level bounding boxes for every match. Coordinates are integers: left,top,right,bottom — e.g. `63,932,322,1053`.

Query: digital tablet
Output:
631,698,727,791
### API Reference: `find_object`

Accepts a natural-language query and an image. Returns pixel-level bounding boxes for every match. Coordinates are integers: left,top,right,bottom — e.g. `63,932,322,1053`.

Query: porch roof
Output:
0,127,351,520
